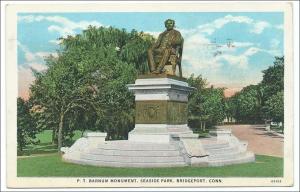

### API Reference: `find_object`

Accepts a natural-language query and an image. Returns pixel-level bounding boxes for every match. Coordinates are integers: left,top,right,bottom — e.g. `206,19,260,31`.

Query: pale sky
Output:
17,12,283,99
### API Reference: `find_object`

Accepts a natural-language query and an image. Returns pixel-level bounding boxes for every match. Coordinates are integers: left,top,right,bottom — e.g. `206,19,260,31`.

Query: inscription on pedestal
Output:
136,100,187,124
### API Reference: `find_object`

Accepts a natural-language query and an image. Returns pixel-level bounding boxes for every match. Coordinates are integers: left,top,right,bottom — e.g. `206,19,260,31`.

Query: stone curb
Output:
267,130,284,138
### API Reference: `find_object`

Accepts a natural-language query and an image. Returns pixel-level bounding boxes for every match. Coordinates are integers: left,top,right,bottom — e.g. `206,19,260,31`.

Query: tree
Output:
30,26,153,151
17,97,39,152
261,56,284,98
187,74,206,130
187,74,207,91
230,85,264,123
187,75,226,130
200,87,226,128
263,91,284,124
261,56,284,123
224,97,237,123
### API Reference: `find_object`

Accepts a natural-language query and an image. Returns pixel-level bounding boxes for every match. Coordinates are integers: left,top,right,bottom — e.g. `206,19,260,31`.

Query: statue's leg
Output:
156,48,171,72
172,61,176,75
147,48,156,72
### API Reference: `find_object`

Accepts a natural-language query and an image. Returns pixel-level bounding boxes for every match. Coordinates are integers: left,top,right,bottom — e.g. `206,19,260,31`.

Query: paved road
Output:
219,124,284,157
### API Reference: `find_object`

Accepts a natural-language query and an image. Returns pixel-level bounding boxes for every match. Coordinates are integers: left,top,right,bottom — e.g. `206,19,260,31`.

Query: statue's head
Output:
164,19,175,31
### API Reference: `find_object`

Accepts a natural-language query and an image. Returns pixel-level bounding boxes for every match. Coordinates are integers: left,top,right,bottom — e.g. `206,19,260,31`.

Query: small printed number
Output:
271,179,282,183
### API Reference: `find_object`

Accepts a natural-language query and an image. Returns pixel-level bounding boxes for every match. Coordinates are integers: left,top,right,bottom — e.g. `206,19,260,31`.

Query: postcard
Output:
3,1,296,189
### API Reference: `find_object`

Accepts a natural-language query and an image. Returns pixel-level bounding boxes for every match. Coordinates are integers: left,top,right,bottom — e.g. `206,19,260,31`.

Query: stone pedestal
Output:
83,132,107,148
127,74,195,143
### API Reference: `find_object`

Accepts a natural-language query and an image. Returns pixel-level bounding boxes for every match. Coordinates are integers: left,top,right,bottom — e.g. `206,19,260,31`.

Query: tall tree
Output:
261,56,284,122
187,75,226,130
30,26,153,151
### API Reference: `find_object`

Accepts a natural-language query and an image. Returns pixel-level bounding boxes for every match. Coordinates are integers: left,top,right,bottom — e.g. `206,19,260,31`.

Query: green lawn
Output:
17,154,283,177
19,130,82,156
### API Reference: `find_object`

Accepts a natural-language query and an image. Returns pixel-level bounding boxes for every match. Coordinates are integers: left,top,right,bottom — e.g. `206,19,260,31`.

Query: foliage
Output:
17,98,39,151
187,75,226,130
261,56,284,98
187,74,207,90
202,87,226,126
29,26,154,151
17,154,283,177
224,97,237,122
226,56,284,124
263,91,284,123
231,85,263,123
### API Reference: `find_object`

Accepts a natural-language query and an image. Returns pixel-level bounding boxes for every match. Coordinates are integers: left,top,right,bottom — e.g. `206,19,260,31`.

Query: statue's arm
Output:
174,34,184,56
175,34,184,45
152,33,163,48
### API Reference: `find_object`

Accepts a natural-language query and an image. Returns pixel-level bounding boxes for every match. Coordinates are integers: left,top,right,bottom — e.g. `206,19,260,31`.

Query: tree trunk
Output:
52,128,57,144
203,122,206,132
18,145,23,152
200,121,203,131
58,112,64,153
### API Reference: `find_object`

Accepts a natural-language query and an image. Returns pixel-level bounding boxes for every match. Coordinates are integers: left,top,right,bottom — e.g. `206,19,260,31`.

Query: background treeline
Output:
225,56,284,125
17,26,284,152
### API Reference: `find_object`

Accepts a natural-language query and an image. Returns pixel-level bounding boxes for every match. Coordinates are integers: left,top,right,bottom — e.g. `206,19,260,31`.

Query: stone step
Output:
67,158,188,168
168,128,193,133
97,141,178,151
208,152,255,167
205,146,239,154
208,150,245,160
81,153,185,163
203,142,230,150
89,149,180,157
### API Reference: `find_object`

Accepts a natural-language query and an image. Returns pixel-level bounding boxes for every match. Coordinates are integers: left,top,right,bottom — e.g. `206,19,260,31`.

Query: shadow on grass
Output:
19,130,82,156
19,142,58,156
255,132,283,138
20,140,79,156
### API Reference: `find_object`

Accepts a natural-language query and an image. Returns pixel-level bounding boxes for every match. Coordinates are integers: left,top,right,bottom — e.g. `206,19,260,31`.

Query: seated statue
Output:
147,19,184,77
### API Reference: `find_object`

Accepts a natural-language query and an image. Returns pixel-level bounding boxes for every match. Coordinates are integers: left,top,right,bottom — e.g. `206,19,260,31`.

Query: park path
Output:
218,124,284,157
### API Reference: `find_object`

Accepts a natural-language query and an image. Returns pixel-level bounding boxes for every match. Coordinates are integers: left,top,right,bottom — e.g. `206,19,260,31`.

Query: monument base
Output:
62,128,255,167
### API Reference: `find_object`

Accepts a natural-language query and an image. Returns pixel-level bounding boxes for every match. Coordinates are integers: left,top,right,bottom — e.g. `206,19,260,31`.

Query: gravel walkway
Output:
219,124,284,157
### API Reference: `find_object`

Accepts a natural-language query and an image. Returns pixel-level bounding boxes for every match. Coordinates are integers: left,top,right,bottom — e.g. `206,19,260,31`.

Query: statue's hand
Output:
166,42,172,48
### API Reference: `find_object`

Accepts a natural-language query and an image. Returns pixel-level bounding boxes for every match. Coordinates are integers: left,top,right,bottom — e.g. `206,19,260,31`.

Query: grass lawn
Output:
19,130,82,156
17,154,283,177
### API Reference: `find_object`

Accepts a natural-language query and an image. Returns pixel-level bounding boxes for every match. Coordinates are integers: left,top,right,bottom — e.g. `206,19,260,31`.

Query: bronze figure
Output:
147,19,184,77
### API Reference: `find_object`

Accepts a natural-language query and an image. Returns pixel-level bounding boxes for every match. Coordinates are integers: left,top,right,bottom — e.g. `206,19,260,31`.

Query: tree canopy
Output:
29,26,154,150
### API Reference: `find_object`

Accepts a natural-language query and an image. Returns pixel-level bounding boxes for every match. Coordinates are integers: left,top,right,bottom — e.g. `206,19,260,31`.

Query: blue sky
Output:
17,12,283,98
